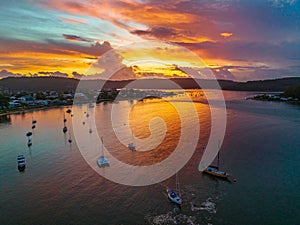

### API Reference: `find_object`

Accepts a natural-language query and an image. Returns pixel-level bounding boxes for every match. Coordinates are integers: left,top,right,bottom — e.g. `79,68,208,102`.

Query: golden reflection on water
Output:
93,93,211,167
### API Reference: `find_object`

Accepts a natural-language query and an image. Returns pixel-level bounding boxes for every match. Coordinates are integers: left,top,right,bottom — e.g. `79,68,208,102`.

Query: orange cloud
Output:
220,32,233,38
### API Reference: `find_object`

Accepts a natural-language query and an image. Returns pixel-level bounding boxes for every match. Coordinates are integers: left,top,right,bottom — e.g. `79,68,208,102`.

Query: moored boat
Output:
203,142,231,179
128,143,136,151
97,156,110,168
167,171,182,205
97,137,110,168
203,165,229,179
17,155,26,172
27,139,32,147
63,126,67,134
167,189,182,205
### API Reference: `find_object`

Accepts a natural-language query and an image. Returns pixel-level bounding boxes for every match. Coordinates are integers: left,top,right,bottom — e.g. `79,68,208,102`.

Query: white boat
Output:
97,138,110,168
17,155,26,172
167,172,182,205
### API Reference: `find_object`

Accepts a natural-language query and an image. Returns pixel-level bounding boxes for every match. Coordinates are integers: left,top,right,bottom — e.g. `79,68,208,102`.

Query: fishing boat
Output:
203,151,230,179
66,109,72,114
97,138,110,168
167,171,182,205
32,125,36,129
17,155,26,172
32,119,37,124
26,131,32,137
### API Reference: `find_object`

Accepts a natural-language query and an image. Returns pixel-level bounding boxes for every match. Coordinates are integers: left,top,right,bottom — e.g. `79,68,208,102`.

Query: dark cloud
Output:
63,34,94,42
0,38,113,57
37,71,69,78
131,27,177,39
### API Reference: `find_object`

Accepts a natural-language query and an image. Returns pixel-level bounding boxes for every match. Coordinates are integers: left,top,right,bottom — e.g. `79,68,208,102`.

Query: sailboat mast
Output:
176,171,180,196
101,137,104,155
217,140,221,168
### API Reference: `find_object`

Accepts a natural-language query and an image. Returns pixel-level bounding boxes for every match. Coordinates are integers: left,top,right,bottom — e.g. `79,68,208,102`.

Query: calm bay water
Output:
0,91,300,225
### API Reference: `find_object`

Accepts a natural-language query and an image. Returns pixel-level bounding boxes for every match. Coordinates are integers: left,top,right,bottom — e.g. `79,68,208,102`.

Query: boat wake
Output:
146,212,198,225
190,198,217,214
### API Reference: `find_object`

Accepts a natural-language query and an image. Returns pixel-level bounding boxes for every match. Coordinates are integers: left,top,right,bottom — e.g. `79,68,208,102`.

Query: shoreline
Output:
0,104,71,117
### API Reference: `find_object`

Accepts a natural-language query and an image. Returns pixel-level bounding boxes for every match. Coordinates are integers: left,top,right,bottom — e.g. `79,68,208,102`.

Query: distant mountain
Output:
1,76,300,93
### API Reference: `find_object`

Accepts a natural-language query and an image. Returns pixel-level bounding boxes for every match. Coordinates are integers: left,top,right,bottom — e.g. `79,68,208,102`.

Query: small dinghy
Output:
66,109,72,114
17,155,26,172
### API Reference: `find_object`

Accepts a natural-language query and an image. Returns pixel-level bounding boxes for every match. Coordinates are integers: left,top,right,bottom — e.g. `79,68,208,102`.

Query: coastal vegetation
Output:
252,84,300,103
282,84,300,99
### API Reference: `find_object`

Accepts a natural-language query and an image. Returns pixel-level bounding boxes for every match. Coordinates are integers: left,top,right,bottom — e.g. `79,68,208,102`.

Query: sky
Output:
0,0,299,81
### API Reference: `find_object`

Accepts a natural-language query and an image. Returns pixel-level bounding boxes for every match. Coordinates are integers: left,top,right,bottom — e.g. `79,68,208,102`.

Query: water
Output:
0,91,300,225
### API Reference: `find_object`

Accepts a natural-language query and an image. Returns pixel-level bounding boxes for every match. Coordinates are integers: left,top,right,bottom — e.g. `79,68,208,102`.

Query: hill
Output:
1,76,300,93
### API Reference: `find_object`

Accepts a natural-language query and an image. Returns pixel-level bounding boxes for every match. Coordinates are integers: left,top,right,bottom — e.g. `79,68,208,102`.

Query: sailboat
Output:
167,171,182,205
89,118,92,134
63,113,67,123
68,131,72,143
203,147,229,179
128,131,136,151
97,137,110,168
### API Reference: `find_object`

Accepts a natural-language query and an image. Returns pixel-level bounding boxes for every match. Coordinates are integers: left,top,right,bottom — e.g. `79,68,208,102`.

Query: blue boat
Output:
167,172,182,205
167,189,182,205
